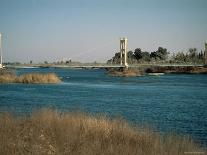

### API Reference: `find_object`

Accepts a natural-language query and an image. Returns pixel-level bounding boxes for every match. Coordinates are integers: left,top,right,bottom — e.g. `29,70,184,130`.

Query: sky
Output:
0,0,207,63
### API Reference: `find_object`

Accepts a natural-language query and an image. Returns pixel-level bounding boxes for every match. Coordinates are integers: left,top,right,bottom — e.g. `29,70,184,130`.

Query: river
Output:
0,68,207,145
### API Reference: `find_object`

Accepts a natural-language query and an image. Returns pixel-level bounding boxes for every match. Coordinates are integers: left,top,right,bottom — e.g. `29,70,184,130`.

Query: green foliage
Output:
171,49,204,64
134,48,142,60
108,47,169,64
141,52,151,61
150,47,168,60
107,45,205,65
127,51,137,64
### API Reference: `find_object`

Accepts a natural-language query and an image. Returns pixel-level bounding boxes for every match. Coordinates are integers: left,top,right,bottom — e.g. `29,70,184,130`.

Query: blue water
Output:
0,68,207,145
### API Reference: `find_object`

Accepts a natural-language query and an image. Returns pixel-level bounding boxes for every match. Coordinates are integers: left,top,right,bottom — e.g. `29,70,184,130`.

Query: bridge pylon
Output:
120,38,128,68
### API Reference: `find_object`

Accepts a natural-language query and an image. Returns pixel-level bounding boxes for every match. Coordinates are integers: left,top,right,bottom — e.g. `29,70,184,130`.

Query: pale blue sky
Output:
0,0,207,63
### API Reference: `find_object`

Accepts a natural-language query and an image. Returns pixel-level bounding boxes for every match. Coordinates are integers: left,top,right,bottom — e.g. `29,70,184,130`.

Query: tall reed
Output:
0,70,61,84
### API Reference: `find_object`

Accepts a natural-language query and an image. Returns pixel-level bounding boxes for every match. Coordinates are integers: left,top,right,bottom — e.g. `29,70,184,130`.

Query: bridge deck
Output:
52,64,204,68
5,64,205,69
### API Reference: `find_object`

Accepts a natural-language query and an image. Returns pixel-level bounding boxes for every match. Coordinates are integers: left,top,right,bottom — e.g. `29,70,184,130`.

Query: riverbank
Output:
0,110,205,155
145,66,207,74
107,67,143,77
107,66,207,76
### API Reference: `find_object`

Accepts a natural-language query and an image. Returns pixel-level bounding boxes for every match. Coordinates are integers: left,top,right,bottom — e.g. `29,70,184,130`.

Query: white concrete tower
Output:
120,38,128,67
0,33,2,69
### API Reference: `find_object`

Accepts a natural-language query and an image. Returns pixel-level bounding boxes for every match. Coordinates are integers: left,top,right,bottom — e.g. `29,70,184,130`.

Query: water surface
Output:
0,68,207,145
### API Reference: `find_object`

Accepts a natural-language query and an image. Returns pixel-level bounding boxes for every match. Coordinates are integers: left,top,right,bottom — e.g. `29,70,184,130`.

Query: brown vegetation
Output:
145,66,207,74
107,66,207,77
0,73,16,83
0,70,61,84
0,110,204,155
107,68,143,77
15,73,61,84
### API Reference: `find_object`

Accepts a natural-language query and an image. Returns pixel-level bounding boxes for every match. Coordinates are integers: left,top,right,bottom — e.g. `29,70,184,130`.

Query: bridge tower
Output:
0,33,2,69
205,41,207,65
120,38,128,67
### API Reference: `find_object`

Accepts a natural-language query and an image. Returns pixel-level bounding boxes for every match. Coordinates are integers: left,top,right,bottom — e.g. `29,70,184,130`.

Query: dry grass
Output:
0,69,16,83
15,73,61,84
108,68,143,77
0,70,61,84
0,110,205,155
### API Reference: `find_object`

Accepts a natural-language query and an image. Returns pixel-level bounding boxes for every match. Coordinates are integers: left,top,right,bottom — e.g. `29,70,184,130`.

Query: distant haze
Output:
0,0,207,63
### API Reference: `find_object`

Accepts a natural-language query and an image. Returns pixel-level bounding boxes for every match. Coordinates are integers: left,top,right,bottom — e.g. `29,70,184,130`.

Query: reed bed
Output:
15,73,61,84
0,110,204,155
0,70,61,84
0,69,16,83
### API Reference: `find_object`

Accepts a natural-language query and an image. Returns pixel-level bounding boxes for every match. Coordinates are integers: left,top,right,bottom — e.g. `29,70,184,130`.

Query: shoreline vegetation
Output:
0,69,61,84
0,109,205,155
1,66,207,79
107,66,207,77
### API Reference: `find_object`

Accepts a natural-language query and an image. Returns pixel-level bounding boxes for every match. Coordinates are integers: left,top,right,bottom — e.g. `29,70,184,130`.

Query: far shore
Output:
107,66,207,77
1,63,207,77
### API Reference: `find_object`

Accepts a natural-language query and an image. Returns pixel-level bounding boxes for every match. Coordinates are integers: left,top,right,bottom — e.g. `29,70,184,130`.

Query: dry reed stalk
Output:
0,110,204,155
15,73,61,84
0,71,61,84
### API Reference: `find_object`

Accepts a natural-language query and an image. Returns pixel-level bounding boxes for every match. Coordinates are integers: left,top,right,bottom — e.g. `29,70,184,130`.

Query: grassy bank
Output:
0,110,204,155
0,69,61,84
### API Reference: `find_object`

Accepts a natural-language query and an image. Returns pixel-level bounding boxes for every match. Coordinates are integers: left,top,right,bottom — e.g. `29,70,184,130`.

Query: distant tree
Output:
111,52,121,64
188,48,197,64
156,47,168,60
199,50,203,59
134,48,151,62
174,52,187,63
199,50,204,63
188,48,197,57
107,47,168,64
66,60,72,64
134,48,142,60
127,51,137,64
128,51,134,58
107,59,112,64
150,51,157,60
141,52,150,62
114,52,121,58
150,47,168,61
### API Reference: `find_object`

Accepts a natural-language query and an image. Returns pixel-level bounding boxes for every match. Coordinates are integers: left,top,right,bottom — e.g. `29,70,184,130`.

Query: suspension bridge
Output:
1,36,207,69
46,37,207,69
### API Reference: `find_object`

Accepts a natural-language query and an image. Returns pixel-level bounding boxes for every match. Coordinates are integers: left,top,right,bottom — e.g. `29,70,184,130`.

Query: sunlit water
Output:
0,68,207,145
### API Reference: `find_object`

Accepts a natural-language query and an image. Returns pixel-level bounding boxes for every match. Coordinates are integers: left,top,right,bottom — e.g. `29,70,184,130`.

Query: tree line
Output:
107,47,205,64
